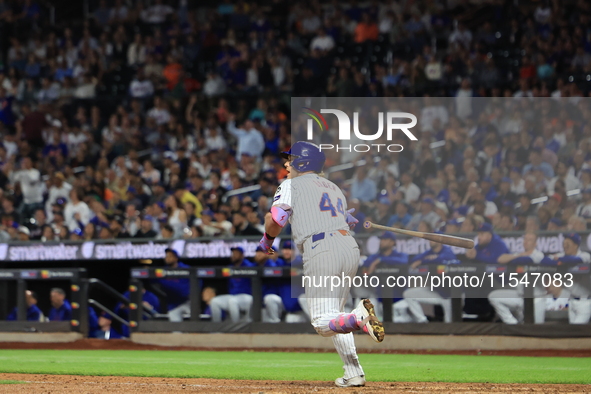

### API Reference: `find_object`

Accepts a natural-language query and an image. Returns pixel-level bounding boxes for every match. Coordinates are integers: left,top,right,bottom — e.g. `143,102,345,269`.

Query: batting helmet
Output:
280,141,326,173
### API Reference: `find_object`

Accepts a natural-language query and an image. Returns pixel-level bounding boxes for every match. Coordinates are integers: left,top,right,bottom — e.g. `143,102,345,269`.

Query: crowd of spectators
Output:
0,0,591,244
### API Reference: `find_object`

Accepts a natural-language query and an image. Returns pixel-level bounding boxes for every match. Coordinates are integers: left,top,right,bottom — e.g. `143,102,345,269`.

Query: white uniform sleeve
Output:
272,179,292,211
577,251,591,264
80,203,91,225
529,249,544,264
227,121,244,138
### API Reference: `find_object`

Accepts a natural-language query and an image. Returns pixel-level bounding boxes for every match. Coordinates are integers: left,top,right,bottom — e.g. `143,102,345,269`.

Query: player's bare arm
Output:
264,209,285,238
497,253,518,264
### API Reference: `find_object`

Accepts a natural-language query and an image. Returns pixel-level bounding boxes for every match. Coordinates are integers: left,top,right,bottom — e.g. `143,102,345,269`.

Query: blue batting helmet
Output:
280,141,326,173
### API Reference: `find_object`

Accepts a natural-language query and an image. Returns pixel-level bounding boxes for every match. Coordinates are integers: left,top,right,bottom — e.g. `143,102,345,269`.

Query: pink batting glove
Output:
346,208,359,229
259,233,275,255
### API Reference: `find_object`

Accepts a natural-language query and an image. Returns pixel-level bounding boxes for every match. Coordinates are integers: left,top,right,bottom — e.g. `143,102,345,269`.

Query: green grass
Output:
0,350,589,384
0,380,25,384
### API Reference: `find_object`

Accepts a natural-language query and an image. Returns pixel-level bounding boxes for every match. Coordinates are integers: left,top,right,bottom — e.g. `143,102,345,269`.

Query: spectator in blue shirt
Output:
152,248,191,322
6,290,44,321
24,54,41,79
210,246,256,322
54,60,73,82
387,201,413,228
351,165,377,203
465,222,509,264
42,128,68,160
0,88,15,127
480,177,498,202
522,148,554,179
48,288,72,321
20,0,41,22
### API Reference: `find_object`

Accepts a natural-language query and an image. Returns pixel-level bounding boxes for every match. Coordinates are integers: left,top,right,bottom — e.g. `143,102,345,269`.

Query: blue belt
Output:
311,230,349,243
312,233,325,243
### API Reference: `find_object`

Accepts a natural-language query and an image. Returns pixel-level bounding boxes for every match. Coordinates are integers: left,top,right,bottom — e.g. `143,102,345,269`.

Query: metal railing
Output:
88,299,130,327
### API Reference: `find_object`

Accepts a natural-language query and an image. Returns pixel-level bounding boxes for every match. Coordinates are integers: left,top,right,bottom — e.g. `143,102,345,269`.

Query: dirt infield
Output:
1,338,591,357
0,373,589,394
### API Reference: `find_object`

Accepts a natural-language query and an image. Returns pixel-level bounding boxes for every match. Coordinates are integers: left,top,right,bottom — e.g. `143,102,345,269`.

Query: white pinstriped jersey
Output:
273,174,349,248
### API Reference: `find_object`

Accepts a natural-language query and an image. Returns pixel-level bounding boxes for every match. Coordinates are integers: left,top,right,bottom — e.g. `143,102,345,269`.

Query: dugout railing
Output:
127,264,591,338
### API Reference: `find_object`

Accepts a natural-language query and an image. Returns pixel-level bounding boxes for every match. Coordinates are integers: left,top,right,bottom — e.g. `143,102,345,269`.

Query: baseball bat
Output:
363,221,475,249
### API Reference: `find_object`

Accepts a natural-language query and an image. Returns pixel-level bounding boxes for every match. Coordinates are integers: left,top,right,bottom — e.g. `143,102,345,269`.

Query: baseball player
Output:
463,222,510,318
48,288,72,321
6,290,44,321
259,141,384,388
356,231,410,322
114,288,160,337
209,247,256,322
488,232,552,324
464,223,509,263
550,233,591,324
276,240,308,323
403,232,460,323
92,312,123,340
252,245,285,323
152,248,191,322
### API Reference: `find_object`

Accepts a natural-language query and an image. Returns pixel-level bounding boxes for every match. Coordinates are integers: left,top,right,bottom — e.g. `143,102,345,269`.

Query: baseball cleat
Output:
354,299,385,343
335,375,366,387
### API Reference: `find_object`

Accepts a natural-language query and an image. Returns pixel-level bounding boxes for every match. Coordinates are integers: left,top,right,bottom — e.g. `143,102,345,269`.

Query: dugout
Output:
0,231,590,340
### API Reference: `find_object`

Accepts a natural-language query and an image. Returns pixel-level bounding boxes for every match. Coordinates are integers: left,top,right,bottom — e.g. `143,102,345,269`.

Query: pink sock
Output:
328,313,361,334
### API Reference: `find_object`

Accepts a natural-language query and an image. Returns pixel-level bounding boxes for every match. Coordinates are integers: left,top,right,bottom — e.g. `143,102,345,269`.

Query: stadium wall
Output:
131,333,591,351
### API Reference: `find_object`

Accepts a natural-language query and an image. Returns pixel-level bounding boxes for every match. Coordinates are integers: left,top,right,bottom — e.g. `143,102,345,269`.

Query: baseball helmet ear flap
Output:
280,141,326,173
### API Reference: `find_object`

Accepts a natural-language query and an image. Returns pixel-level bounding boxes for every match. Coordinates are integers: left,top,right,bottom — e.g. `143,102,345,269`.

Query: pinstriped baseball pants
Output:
302,231,364,379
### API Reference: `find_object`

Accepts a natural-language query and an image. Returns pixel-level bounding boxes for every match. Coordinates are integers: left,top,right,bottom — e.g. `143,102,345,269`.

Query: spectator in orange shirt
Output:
354,13,379,44
163,55,183,91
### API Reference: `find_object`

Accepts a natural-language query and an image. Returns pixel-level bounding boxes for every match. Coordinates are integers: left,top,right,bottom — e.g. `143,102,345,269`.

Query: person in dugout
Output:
209,246,256,322
91,312,123,340
464,223,510,264
550,233,591,324
252,245,284,323
354,231,409,322
403,230,460,323
151,248,191,322
277,240,306,323
463,222,510,319
6,290,44,321
48,288,72,321
114,288,160,337
488,232,557,324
